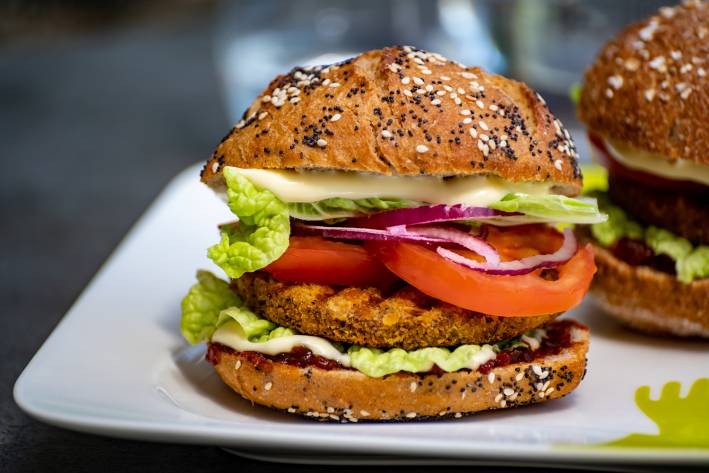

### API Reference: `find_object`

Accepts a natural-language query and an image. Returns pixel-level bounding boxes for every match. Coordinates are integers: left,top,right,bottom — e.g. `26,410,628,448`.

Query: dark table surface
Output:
0,10,686,473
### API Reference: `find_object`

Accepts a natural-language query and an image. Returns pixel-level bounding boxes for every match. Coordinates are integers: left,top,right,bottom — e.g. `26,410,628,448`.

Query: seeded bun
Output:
590,243,709,338
202,46,581,195
234,272,559,350
578,1,708,165
209,324,588,422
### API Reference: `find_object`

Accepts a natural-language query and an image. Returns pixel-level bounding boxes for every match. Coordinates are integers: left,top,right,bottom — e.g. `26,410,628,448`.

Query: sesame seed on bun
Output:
579,0,708,165
207,321,589,422
202,46,582,195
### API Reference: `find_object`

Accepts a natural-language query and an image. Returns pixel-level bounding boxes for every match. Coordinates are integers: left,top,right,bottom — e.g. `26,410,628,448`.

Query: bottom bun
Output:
209,324,588,422
590,243,709,338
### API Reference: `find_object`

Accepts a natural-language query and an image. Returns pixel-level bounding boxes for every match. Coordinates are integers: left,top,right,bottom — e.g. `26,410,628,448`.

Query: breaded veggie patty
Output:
232,272,560,350
608,174,709,246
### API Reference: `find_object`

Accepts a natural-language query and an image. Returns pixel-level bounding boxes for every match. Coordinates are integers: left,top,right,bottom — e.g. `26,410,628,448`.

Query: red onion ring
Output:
294,223,451,244
393,225,500,264
347,204,519,229
296,223,500,263
438,228,578,275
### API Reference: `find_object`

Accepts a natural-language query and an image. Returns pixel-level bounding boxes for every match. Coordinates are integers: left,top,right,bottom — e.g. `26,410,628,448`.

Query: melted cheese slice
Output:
228,167,554,205
211,321,547,377
602,139,709,186
212,322,352,366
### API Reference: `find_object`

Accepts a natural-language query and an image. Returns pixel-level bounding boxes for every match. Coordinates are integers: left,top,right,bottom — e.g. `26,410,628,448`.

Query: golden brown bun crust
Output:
210,325,588,422
590,242,709,338
233,272,559,350
579,1,708,165
202,46,581,193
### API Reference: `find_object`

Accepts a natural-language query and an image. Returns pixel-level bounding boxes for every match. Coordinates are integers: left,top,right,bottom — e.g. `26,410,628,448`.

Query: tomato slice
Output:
482,224,563,258
264,236,397,287
366,234,596,317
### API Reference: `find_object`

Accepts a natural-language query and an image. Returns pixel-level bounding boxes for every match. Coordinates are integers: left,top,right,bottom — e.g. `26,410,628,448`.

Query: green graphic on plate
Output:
603,378,709,449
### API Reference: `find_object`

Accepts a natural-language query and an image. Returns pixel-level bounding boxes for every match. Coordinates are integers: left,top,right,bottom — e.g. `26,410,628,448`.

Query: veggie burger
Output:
181,46,604,421
578,1,708,337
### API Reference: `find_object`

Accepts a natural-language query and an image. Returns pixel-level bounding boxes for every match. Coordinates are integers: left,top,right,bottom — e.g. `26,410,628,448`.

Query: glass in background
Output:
212,0,669,161
484,0,668,161
488,0,670,94
213,0,505,123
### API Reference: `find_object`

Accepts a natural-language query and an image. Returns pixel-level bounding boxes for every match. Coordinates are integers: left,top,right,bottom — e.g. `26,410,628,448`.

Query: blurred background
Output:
0,0,670,469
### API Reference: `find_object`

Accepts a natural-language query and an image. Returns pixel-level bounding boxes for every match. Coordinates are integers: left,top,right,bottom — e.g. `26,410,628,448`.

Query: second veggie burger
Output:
578,0,708,337
182,46,605,421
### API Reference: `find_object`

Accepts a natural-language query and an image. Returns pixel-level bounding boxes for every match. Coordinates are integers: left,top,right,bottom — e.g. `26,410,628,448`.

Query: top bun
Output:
578,0,708,165
202,46,582,195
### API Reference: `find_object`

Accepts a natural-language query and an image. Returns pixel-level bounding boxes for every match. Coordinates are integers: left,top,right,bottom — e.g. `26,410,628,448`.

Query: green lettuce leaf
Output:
180,270,242,344
645,227,693,263
180,271,293,344
347,344,495,378
253,326,297,343
589,192,709,283
590,196,643,246
581,164,608,193
645,227,709,283
569,82,582,106
288,197,420,221
489,193,606,224
207,168,290,279
216,306,275,340
677,247,709,284
209,307,543,378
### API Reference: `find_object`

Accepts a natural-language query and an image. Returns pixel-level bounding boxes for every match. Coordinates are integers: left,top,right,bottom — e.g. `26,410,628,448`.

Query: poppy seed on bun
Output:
578,0,708,165
202,46,582,195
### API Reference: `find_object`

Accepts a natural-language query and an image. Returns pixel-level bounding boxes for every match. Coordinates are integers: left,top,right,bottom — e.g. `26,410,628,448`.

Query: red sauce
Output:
477,319,580,374
612,237,676,275
205,342,226,364
207,343,346,371
206,320,583,375
271,346,344,370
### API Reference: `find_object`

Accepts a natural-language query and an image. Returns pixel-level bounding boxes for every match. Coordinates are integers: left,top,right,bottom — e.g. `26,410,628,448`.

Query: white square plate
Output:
14,164,709,467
